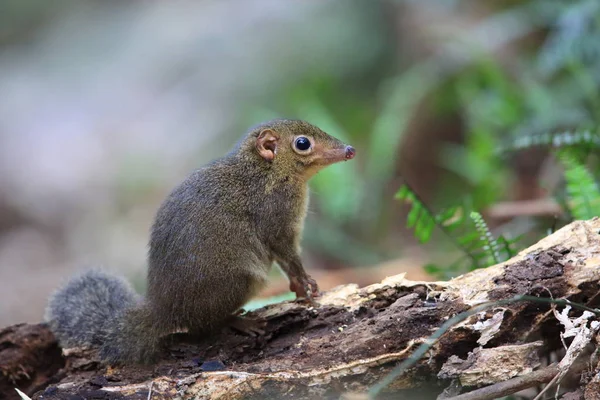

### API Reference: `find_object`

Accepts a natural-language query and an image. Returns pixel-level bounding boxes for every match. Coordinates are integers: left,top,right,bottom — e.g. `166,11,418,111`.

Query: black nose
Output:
345,146,356,160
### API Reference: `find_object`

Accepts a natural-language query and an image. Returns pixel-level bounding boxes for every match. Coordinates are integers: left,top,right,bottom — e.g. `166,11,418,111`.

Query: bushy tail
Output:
45,270,162,364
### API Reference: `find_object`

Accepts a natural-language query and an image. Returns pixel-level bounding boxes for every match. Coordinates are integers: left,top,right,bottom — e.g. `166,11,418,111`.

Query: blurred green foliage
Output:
241,46,439,267
241,0,600,276
396,185,520,277
559,149,600,220
397,0,600,278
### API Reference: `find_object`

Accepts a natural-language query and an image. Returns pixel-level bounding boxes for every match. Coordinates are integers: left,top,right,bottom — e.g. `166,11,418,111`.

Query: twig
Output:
444,360,587,400
485,199,562,219
14,388,32,400
443,364,559,400
531,372,560,400
367,295,599,398
147,381,154,400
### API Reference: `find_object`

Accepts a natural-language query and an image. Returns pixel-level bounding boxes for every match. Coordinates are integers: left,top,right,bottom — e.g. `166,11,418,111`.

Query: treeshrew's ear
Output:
256,129,280,162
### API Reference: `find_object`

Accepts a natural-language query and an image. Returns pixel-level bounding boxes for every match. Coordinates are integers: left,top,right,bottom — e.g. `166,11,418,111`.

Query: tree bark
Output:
2,218,600,400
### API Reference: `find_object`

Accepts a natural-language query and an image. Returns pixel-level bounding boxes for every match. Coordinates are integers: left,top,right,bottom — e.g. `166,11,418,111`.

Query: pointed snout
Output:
345,145,356,160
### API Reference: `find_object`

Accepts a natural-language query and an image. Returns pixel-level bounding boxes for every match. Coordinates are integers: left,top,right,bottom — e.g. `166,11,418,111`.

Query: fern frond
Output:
396,185,470,245
470,211,501,264
497,234,521,260
397,186,521,277
395,185,436,243
396,185,480,267
557,150,600,219
506,130,600,153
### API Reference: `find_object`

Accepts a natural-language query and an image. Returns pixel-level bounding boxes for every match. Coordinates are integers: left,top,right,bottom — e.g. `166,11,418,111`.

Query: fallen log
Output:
1,218,599,400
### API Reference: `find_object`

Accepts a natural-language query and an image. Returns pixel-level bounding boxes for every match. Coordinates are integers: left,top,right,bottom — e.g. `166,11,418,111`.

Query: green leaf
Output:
470,211,500,264
558,149,600,220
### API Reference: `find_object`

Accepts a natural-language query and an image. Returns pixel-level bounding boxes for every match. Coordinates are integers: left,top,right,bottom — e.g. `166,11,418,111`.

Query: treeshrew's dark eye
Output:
295,136,311,151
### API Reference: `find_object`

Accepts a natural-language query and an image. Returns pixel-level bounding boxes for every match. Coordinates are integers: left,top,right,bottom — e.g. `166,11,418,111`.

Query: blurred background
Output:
1,0,599,326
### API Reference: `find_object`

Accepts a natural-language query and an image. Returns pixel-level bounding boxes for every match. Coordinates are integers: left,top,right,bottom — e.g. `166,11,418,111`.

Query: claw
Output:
289,275,320,306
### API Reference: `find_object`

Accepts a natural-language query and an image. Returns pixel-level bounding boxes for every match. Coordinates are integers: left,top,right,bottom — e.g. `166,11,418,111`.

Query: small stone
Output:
200,360,226,371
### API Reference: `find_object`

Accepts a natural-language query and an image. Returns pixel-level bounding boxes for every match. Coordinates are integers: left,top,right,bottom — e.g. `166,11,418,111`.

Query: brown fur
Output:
45,119,354,364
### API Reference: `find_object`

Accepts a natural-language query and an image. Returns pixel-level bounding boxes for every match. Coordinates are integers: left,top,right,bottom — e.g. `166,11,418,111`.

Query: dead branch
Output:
442,360,589,400
1,218,599,400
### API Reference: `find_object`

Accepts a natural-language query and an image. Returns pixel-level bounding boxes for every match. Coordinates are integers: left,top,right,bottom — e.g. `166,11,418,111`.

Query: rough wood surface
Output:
1,218,599,400
0,324,64,398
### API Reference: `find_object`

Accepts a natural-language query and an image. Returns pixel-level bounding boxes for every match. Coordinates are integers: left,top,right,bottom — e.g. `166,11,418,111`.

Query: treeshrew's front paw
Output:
289,275,320,306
